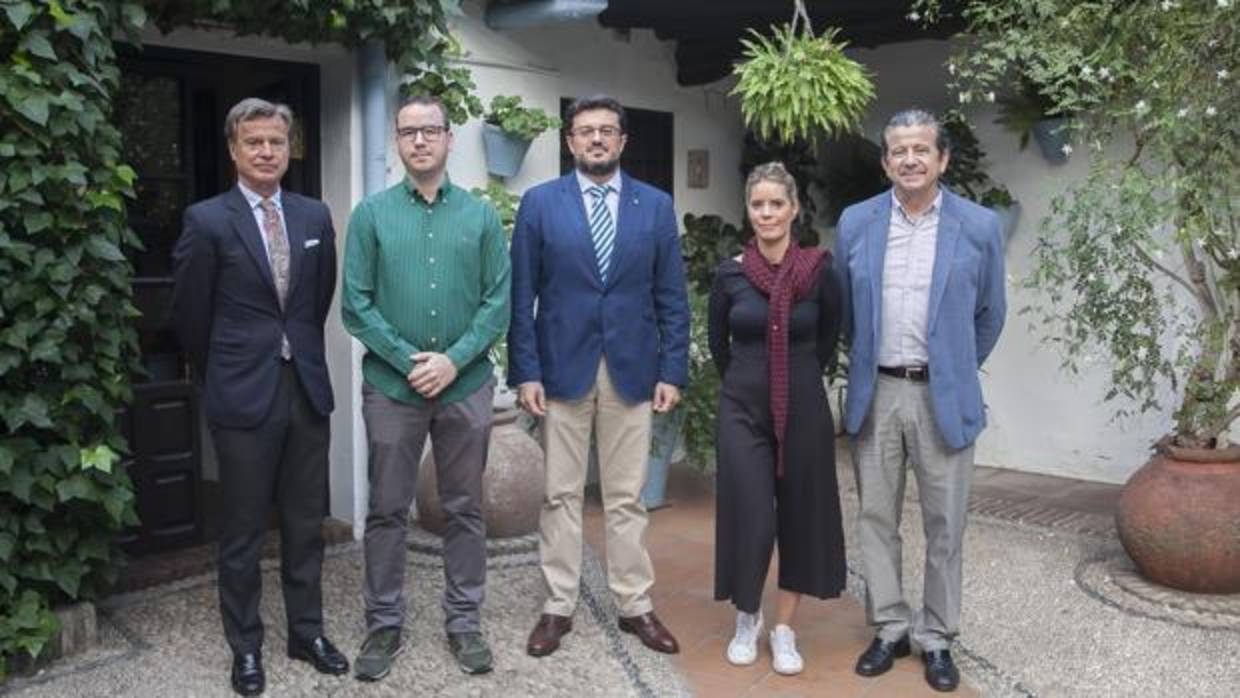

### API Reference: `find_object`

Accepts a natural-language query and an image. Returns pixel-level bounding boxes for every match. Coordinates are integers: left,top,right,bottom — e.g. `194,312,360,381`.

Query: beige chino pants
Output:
539,358,655,618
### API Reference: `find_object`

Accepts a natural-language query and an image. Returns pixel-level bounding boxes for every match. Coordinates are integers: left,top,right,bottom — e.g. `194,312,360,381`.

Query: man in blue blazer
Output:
173,98,347,696
509,95,690,658
834,109,1005,692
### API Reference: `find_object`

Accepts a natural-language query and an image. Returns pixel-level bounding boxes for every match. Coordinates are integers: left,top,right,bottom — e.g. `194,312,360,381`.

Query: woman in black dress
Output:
709,162,846,675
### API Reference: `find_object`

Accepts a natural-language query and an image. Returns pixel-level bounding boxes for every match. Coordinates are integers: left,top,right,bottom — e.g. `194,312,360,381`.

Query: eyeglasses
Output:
397,125,448,142
570,125,622,139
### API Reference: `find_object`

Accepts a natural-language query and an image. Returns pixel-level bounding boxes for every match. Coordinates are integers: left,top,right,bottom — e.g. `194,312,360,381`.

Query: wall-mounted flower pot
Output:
1032,117,1070,164
482,123,532,179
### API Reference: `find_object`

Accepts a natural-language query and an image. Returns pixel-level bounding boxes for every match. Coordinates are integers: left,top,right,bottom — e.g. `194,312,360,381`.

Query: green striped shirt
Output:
341,178,511,405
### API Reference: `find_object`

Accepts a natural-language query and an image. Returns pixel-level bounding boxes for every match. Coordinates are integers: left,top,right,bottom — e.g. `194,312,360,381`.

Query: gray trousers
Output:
361,378,494,635
850,374,975,651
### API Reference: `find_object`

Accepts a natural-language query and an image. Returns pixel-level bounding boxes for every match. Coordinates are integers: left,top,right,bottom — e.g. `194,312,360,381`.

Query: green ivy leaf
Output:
9,468,35,502
3,2,35,31
12,394,53,430
15,95,50,127
21,32,57,61
56,474,95,502
85,237,125,261
80,444,117,474
23,210,53,233
0,444,13,475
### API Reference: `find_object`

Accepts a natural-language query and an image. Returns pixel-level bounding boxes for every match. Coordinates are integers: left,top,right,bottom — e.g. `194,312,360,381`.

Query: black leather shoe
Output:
231,651,264,696
854,635,911,677
923,649,961,692
288,635,349,675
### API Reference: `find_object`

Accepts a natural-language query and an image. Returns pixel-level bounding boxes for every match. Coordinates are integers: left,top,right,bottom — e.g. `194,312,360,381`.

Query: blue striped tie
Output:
587,184,615,282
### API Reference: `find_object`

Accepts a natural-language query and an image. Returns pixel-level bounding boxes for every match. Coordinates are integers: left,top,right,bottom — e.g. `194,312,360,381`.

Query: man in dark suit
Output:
509,94,690,658
834,108,1006,693
173,97,348,696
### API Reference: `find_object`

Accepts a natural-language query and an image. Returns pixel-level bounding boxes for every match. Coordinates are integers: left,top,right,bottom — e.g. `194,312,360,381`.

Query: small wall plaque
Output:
687,149,709,189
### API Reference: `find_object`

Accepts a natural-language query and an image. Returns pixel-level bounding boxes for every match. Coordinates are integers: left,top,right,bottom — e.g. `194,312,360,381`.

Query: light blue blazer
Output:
833,188,1006,450
507,172,690,403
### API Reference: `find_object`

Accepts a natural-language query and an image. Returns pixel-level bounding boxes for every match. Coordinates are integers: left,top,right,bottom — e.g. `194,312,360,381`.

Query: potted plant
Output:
941,111,1021,242
995,80,1073,164
730,0,874,145
917,0,1240,592
481,95,560,178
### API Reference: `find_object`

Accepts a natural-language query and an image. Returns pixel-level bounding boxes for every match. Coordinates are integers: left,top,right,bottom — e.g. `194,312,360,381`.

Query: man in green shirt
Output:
341,94,510,680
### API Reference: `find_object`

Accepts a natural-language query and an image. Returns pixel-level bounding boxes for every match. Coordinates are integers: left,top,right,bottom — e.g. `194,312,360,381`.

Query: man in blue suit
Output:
173,98,348,696
509,95,690,658
834,109,1005,693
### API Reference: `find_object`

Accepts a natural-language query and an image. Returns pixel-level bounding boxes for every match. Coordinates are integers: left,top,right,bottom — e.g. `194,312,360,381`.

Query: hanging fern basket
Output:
730,3,875,145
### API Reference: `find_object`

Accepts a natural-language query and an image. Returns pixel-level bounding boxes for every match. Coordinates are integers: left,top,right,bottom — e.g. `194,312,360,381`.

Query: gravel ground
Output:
838,470,1240,698
3,536,688,698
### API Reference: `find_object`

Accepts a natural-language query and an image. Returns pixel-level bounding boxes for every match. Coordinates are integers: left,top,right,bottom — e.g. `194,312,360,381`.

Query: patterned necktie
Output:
587,184,615,282
259,198,291,359
259,198,290,308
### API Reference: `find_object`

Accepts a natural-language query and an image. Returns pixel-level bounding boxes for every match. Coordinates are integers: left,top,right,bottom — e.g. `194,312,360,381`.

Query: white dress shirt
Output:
878,189,942,367
575,169,621,224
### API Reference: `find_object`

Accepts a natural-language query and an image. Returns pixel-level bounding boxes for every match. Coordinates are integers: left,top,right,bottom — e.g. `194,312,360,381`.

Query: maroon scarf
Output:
741,239,826,477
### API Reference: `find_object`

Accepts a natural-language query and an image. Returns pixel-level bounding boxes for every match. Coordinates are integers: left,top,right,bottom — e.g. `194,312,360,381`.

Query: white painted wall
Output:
446,1,746,222
842,40,1172,483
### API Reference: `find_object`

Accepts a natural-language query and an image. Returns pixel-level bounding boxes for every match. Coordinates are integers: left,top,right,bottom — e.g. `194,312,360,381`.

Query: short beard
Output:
575,156,620,177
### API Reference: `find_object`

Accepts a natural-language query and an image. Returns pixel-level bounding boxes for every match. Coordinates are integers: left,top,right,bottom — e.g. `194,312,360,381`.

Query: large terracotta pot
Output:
415,408,544,539
1116,444,1240,594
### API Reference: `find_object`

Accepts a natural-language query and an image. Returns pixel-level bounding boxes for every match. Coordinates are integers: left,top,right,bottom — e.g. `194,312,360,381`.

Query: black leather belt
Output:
878,365,929,382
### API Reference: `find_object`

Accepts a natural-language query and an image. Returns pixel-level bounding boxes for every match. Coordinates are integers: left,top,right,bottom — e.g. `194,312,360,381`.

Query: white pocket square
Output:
304,238,321,249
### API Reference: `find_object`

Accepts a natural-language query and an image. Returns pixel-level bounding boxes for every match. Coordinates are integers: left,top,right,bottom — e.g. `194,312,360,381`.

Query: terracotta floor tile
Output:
750,664,874,697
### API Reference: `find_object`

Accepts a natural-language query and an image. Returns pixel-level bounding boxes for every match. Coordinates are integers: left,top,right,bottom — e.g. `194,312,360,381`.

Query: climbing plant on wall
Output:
0,0,480,677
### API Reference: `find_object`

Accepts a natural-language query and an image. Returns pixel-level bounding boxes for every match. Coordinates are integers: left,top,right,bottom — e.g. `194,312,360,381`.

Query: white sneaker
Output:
769,624,804,675
726,610,763,666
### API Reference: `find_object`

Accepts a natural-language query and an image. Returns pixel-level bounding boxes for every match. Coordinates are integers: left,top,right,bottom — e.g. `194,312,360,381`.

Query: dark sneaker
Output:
354,627,403,682
448,631,494,675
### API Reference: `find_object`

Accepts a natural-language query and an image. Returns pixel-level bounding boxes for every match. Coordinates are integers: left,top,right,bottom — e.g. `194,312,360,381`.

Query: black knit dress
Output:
708,258,847,613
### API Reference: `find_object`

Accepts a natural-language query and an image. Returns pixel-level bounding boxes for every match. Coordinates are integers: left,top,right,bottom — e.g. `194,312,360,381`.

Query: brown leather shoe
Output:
526,613,573,657
618,612,679,654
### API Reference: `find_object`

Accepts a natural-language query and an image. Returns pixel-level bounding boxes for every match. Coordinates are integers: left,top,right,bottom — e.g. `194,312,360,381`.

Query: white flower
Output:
1218,69,1230,80
1229,247,1240,260
1152,80,1161,89
1099,66,1112,80
1218,0,1231,8
1081,65,1094,77
1061,143,1074,156
1177,107,1190,117
959,91,971,104
947,62,957,76
1207,105,1218,116
1160,0,1178,9
1135,100,1149,114
907,11,921,21
986,91,996,103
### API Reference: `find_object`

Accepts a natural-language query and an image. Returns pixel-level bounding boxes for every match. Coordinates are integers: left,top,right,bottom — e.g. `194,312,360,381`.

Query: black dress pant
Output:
211,362,330,655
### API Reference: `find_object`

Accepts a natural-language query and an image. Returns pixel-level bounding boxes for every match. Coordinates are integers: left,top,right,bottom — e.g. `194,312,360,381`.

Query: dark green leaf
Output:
21,33,57,61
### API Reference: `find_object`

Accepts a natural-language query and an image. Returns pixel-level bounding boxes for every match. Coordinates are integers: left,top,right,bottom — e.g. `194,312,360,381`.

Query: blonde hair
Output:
745,161,799,206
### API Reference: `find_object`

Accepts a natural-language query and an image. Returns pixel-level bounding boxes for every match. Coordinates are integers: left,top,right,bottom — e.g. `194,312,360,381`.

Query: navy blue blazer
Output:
507,172,690,403
172,186,337,428
833,188,1006,450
